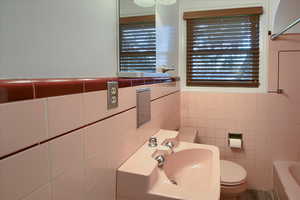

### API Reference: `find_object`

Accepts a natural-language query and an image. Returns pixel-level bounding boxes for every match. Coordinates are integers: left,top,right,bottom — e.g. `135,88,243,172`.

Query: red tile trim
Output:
83,78,112,92
0,90,180,160
0,80,34,103
34,79,84,98
0,77,180,103
131,78,145,86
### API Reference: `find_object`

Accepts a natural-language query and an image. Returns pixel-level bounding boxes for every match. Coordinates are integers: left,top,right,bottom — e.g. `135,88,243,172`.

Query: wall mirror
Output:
118,0,179,77
119,0,156,73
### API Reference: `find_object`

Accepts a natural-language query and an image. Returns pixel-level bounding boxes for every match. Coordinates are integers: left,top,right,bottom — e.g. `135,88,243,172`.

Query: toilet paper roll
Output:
229,138,242,149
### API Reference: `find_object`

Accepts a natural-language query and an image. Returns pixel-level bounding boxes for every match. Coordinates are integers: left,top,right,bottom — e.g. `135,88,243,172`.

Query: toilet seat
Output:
220,160,247,186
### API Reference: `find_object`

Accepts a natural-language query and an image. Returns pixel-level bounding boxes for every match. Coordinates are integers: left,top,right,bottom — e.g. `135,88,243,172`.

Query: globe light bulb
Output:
134,0,156,7
158,0,176,5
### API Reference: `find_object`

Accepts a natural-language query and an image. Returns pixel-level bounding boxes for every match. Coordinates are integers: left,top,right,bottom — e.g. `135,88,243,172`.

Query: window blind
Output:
119,16,156,72
184,7,262,87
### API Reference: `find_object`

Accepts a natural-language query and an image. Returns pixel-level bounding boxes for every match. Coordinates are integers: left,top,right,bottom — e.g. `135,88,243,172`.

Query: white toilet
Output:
179,128,248,200
220,160,247,199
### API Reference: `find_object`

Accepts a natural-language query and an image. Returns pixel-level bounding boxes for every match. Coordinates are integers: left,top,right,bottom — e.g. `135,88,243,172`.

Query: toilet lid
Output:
220,160,247,185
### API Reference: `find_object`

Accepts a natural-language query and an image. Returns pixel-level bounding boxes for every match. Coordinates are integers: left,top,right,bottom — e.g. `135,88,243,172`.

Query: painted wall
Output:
156,2,179,75
0,0,118,79
273,0,300,34
0,81,180,200
178,0,269,93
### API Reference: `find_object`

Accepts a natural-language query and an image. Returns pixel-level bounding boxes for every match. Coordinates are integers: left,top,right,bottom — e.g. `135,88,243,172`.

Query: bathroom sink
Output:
117,130,220,200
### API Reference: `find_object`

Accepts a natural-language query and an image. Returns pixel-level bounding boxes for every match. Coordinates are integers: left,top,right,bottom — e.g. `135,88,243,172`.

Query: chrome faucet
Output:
154,154,165,168
164,141,175,153
157,65,176,73
162,139,178,154
161,68,175,73
148,137,158,147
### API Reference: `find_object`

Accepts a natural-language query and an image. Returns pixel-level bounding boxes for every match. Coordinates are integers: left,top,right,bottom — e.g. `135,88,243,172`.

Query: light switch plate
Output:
107,81,118,109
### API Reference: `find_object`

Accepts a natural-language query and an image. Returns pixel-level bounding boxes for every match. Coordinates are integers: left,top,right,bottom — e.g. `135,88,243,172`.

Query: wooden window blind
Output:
184,7,262,87
119,15,156,72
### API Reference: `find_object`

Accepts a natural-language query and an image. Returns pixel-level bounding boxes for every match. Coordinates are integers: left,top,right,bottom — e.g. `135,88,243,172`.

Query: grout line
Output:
0,90,180,161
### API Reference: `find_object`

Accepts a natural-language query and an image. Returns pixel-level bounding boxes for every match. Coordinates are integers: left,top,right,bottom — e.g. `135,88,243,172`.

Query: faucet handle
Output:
164,141,175,149
154,155,165,168
149,137,158,147
162,138,178,147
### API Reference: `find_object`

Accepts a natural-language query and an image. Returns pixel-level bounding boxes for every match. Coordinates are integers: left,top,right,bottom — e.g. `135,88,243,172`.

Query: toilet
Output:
220,160,247,199
179,128,248,200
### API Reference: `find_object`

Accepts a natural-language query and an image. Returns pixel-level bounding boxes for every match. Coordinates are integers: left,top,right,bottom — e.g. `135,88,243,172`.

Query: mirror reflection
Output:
119,0,156,73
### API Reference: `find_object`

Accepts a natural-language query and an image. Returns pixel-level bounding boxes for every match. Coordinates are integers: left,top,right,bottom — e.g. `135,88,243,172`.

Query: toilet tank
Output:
179,127,198,143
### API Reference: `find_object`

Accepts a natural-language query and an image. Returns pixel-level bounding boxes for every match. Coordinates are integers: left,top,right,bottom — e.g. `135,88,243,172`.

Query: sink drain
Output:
170,179,178,185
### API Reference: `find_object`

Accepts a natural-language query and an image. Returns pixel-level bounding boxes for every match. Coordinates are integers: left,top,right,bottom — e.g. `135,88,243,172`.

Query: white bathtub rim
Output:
274,161,300,200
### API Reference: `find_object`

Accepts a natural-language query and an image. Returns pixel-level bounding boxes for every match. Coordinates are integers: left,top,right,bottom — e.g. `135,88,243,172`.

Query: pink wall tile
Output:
85,154,115,200
0,84,180,200
83,109,134,161
0,99,47,157
51,167,86,200
180,41,300,190
83,86,136,125
83,82,180,125
151,82,179,100
49,129,84,178
21,184,51,200
82,93,180,200
181,90,300,190
0,144,50,200
47,94,83,138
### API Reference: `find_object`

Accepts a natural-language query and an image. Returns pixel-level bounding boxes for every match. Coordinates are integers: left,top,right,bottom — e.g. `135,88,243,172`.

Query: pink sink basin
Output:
163,148,215,197
117,130,220,200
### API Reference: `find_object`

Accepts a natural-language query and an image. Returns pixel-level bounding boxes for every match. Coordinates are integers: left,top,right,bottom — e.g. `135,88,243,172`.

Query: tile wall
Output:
0,81,180,200
181,91,300,190
181,35,300,191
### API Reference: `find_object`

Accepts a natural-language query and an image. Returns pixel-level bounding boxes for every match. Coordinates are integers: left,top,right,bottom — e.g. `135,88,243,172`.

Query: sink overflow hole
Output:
170,179,178,185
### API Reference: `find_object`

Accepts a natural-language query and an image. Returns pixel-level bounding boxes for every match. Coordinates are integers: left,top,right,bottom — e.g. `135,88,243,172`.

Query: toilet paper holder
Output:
228,133,243,149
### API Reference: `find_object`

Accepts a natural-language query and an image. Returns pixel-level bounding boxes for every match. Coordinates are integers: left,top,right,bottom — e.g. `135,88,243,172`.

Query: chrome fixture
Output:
137,88,151,128
148,137,158,147
162,139,178,153
154,154,165,168
107,81,119,109
268,88,284,94
271,18,300,40
157,66,176,73
164,141,175,153
162,68,176,73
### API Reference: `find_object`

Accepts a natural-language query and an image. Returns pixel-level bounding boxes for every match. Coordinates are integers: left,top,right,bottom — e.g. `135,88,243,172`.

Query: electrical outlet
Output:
107,81,118,109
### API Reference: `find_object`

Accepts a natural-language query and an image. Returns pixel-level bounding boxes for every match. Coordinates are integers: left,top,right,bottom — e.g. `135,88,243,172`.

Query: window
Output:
119,15,156,72
184,7,263,87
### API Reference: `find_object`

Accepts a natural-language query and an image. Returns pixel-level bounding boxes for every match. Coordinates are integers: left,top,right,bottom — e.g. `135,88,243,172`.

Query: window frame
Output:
183,7,263,88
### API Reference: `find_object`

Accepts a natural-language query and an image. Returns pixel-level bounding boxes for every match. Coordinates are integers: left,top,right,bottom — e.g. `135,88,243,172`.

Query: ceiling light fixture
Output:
158,0,177,5
134,0,156,7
